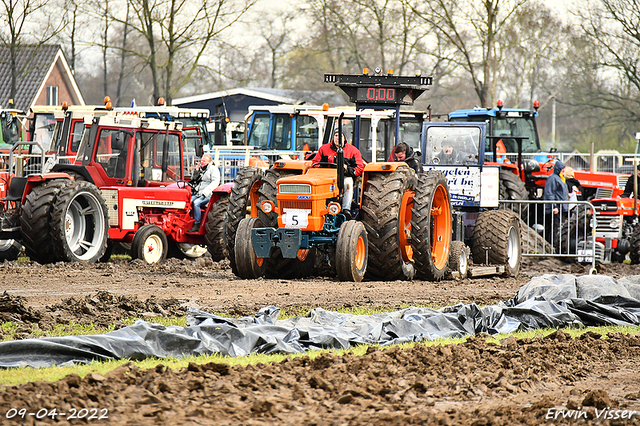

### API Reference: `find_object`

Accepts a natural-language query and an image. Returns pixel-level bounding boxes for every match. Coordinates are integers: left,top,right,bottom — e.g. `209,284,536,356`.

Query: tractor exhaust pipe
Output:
337,112,345,204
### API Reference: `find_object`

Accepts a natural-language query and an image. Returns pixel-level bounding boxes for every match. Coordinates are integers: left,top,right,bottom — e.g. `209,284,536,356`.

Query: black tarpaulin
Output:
0,273,639,369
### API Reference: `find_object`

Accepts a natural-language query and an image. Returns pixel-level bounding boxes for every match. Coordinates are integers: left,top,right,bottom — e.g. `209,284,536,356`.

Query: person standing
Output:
188,154,221,232
313,129,365,215
388,142,423,173
543,160,568,243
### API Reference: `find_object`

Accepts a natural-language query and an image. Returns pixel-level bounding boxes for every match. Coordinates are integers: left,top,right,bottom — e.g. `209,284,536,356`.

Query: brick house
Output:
0,44,84,111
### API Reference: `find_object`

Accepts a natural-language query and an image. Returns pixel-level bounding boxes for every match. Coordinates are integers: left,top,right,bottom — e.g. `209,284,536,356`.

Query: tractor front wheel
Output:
0,240,22,261
131,224,168,264
234,217,266,279
472,210,521,276
335,220,368,282
448,240,469,279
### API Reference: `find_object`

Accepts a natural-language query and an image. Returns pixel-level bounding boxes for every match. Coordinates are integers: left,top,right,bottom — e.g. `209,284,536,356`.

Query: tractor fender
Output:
22,173,74,205
51,164,95,184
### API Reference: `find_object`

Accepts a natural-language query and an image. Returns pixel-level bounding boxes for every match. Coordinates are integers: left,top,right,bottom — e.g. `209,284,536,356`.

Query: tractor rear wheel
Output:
131,224,168,264
410,171,452,281
335,220,367,282
224,167,264,272
234,217,266,279
448,240,469,279
499,169,529,219
361,166,417,280
554,208,590,262
20,179,71,264
630,223,640,264
204,195,229,261
49,181,108,263
472,209,521,276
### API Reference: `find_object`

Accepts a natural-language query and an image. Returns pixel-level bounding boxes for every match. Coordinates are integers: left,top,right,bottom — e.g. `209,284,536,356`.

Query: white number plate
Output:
283,209,311,229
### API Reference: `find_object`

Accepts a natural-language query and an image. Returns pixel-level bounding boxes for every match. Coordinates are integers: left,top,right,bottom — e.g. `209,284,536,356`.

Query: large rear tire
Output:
234,217,266,279
554,208,590,262
20,179,70,264
499,169,529,219
131,224,168,264
472,210,521,276
204,195,229,261
224,167,264,273
49,181,108,263
335,220,367,282
361,167,418,280
411,171,452,281
629,223,640,264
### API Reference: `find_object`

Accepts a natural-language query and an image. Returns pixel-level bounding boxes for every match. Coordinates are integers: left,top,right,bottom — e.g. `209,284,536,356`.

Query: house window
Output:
46,86,58,106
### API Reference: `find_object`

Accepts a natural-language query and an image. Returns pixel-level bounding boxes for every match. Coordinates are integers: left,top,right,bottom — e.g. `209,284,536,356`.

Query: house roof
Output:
0,44,84,111
173,87,346,109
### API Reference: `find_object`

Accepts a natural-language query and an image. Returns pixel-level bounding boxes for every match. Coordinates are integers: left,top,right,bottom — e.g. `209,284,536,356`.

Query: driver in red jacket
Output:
312,129,365,214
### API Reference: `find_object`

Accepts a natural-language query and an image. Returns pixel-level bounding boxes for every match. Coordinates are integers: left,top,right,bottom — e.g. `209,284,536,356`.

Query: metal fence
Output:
499,199,598,273
503,152,640,174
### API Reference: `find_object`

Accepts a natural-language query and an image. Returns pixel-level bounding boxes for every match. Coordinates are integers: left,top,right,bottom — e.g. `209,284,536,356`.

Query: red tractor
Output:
0,114,230,263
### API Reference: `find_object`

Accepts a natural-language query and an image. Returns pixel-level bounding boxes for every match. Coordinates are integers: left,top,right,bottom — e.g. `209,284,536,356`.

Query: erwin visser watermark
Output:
546,407,639,421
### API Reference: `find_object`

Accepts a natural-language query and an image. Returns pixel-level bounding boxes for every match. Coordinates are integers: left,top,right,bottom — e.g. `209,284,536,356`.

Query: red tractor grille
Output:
280,200,312,211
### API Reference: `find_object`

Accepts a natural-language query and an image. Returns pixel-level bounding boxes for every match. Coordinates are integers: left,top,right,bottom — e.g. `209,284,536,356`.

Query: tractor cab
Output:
0,109,25,148
60,115,188,188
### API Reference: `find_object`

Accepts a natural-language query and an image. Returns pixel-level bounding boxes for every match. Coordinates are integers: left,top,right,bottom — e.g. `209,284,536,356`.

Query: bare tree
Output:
0,0,66,101
112,0,255,104
411,0,529,107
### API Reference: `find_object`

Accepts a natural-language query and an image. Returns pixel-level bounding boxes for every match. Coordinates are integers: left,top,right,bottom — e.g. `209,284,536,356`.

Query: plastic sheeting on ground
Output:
1,274,639,369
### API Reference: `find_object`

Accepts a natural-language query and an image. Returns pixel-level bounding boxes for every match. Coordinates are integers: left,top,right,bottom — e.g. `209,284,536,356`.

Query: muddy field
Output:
1,257,640,424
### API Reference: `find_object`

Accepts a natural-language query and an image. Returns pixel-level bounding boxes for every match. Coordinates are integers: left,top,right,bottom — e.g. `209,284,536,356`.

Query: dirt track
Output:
1,257,640,424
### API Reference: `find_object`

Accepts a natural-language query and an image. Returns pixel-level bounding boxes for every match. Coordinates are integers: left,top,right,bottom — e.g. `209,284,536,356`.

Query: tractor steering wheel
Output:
312,161,337,169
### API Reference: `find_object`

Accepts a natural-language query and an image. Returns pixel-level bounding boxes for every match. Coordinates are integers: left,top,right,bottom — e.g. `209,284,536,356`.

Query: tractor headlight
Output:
327,202,341,215
609,217,621,229
260,200,275,214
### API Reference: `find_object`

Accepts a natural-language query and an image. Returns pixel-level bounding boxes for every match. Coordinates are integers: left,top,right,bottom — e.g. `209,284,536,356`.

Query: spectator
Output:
621,164,640,198
563,167,584,202
388,142,423,173
313,129,365,216
543,160,568,243
188,154,221,232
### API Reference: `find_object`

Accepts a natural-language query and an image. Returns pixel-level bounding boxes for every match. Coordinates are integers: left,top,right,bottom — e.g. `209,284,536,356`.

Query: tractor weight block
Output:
252,228,276,258
276,228,303,259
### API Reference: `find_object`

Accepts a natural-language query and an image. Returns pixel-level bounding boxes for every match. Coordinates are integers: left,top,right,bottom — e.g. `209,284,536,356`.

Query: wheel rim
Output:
0,239,15,251
399,190,414,262
458,250,468,275
431,184,452,270
65,191,106,261
143,234,164,263
506,225,519,269
355,235,365,270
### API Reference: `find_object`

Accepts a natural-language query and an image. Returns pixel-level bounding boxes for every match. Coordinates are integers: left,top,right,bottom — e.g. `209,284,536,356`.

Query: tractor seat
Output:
1,177,28,202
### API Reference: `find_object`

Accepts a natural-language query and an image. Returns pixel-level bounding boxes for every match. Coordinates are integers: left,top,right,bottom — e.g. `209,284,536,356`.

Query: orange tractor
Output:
226,117,453,282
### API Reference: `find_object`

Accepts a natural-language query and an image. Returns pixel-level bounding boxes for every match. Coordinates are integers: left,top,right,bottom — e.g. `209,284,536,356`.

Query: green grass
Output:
0,324,638,387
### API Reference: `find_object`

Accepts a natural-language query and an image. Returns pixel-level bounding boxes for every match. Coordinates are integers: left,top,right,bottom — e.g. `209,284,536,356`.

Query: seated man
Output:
388,142,423,173
312,129,365,216
188,154,221,232
435,143,462,165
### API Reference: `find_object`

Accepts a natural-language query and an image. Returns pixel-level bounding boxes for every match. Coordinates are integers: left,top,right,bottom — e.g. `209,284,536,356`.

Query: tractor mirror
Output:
112,132,126,151
195,141,204,158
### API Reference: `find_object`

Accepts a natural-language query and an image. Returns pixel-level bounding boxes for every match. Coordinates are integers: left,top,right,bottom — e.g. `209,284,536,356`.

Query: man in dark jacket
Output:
621,164,640,198
388,142,423,173
543,160,568,243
